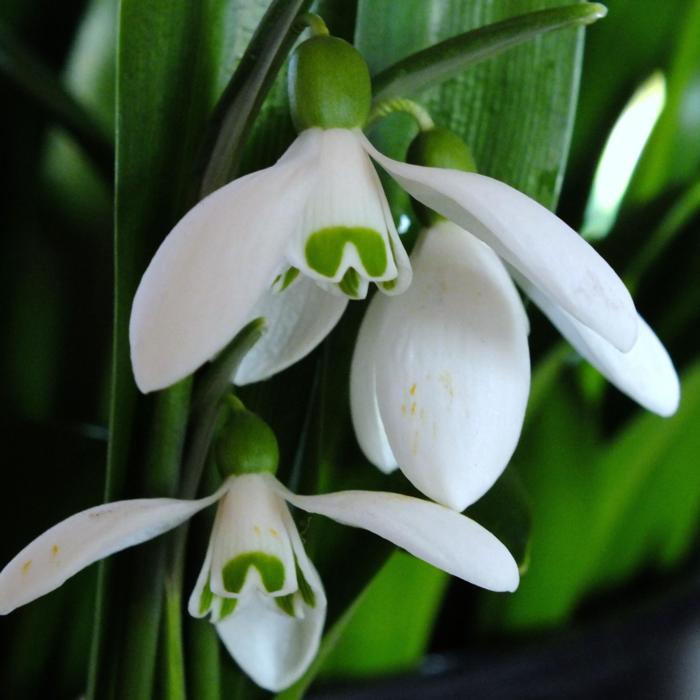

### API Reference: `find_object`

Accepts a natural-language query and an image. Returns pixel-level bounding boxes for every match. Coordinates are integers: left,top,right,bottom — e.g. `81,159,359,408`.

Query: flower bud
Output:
407,128,477,226
288,36,372,131
215,396,279,477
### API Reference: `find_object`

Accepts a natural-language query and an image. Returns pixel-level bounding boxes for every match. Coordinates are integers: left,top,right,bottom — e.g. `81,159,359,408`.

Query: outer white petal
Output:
275,482,519,593
129,130,322,393
0,488,224,615
361,134,638,352
350,293,398,473
215,574,326,692
234,276,347,385
375,222,530,511
516,272,680,416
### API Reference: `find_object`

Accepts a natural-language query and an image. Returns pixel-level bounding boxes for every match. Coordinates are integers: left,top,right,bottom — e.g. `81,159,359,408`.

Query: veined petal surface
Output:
0,489,224,615
518,272,680,417
362,135,638,352
276,482,519,593
350,293,398,473
129,130,322,393
234,276,347,385
374,223,530,511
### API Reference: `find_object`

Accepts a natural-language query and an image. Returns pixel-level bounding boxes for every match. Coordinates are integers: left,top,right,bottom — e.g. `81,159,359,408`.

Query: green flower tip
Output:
407,127,477,226
215,396,279,477
288,35,372,131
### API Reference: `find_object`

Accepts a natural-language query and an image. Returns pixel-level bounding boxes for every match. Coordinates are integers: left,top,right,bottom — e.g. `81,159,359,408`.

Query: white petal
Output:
129,130,322,393
361,134,638,352
215,575,326,692
188,540,214,619
350,293,398,473
0,489,224,615
376,222,530,511
209,475,297,598
284,129,409,293
517,272,680,416
234,276,347,385
276,483,519,593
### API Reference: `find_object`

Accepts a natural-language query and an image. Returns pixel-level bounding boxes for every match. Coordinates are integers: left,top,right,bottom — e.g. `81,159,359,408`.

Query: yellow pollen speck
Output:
401,404,407,415
51,545,60,557
409,384,417,396
269,528,279,538
22,560,32,574
254,526,262,536
410,402,417,415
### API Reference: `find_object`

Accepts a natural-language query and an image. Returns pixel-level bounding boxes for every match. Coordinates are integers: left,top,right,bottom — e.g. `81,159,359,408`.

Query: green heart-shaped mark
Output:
305,226,388,278
222,551,285,593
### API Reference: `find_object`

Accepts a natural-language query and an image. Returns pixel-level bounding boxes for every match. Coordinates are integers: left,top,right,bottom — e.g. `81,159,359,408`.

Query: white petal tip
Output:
650,377,681,418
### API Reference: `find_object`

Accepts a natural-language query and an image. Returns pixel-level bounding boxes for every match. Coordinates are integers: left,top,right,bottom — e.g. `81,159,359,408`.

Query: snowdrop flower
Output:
129,35,412,393
351,128,680,512
0,400,519,691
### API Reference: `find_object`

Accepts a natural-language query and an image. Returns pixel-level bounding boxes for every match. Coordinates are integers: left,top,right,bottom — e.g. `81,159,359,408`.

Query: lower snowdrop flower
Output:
0,402,519,691
351,128,680,513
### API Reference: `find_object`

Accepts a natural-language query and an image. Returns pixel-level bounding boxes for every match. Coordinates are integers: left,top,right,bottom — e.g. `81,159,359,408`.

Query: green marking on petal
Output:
199,576,214,615
222,552,286,594
305,226,388,278
338,268,361,297
275,594,297,617
381,279,397,291
280,267,300,290
219,597,238,620
296,562,316,608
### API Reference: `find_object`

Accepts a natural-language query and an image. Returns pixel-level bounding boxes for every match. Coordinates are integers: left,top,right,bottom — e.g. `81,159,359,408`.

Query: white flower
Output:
349,153,680,512
129,127,412,394
0,472,518,691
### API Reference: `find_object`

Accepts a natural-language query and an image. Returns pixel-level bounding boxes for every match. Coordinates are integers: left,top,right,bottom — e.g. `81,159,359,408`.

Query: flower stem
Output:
367,97,435,132
298,12,329,37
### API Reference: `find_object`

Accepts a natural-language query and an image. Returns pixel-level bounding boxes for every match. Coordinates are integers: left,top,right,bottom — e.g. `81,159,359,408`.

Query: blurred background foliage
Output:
1,0,699,697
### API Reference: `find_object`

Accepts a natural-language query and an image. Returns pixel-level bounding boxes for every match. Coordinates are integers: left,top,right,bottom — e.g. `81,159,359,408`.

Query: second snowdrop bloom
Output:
351,128,679,513
0,401,519,691
351,221,531,512
130,35,411,393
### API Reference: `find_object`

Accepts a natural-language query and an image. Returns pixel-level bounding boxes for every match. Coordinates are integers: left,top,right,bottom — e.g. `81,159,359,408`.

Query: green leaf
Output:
631,0,700,202
90,1,273,697
582,360,700,592
372,3,606,103
0,22,113,179
480,381,600,631
197,0,311,196
357,0,588,211
320,552,449,679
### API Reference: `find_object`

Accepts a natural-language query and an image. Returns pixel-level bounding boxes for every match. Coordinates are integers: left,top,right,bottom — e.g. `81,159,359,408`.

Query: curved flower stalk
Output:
351,129,680,513
0,472,519,691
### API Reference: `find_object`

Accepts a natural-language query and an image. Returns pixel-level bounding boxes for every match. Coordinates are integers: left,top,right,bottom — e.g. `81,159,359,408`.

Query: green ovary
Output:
305,226,388,278
222,552,286,593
